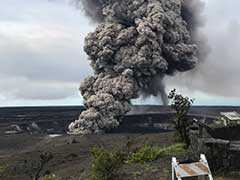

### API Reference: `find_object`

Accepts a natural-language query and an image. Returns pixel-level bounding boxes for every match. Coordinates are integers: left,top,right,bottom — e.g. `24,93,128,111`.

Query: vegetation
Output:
90,147,125,180
23,151,53,180
168,89,194,146
127,145,161,164
42,173,57,180
161,143,187,156
127,143,186,164
90,143,186,179
215,170,240,180
0,164,7,177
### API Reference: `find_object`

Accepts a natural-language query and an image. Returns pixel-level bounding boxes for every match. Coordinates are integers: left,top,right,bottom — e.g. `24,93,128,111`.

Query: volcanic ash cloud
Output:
69,0,200,134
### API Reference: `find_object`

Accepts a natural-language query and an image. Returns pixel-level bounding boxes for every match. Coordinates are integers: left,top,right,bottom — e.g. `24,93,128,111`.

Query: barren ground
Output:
0,106,239,180
0,132,238,180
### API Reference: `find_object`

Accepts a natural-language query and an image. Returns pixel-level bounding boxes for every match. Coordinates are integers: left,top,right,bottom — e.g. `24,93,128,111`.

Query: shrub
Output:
0,164,7,176
90,147,125,180
127,143,186,164
90,144,186,179
23,151,53,180
127,145,161,164
161,143,186,156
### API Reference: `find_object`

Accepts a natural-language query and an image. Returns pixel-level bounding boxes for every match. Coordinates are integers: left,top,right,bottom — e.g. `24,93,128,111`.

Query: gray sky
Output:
0,0,240,106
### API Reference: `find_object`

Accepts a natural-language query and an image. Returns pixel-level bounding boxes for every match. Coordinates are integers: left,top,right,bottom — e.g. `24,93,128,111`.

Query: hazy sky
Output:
0,0,240,107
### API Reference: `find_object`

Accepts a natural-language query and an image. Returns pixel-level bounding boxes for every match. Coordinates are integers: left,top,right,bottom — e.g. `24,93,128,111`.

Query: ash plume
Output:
69,0,204,134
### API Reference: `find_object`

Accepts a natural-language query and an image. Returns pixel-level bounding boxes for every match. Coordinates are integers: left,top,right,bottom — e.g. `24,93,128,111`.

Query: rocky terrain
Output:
1,105,238,135
0,106,240,180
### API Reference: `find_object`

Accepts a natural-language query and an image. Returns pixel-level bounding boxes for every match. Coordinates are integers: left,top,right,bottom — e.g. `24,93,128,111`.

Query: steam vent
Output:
69,0,201,134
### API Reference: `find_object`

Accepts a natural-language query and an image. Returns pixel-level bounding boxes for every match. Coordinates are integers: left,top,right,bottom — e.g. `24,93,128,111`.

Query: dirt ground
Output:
0,132,180,180
0,132,239,180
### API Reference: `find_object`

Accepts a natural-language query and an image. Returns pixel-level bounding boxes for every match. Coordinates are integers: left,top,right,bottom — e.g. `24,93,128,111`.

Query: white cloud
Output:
0,0,94,106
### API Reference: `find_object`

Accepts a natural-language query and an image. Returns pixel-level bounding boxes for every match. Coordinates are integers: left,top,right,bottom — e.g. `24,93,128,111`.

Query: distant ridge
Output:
1,105,240,109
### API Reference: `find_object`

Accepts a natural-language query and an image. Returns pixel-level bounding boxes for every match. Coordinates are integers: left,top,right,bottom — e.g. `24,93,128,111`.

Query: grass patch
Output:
127,143,186,164
162,143,186,156
127,145,161,164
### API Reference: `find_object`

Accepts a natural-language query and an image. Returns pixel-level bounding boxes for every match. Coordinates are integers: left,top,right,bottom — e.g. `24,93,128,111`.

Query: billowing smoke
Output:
69,0,204,134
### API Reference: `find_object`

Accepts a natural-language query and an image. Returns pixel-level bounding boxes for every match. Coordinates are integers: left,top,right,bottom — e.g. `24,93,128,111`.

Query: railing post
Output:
172,157,177,180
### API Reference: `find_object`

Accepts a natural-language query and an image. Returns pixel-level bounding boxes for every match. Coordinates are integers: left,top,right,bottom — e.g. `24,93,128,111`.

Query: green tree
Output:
168,89,194,146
